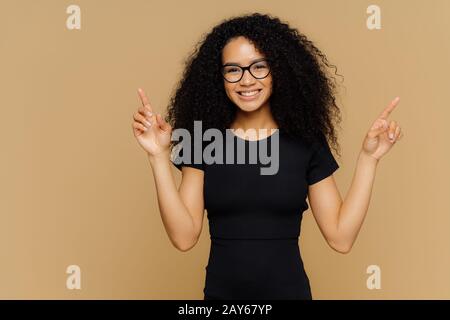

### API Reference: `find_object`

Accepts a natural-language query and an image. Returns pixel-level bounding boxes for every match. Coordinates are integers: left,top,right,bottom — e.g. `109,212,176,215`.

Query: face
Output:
221,36,273,113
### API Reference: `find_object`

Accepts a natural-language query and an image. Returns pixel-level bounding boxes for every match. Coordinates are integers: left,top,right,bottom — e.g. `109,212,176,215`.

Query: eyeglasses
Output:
221,59,271,83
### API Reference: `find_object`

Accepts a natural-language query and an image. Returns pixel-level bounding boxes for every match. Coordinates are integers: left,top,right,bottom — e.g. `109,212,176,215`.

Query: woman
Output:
131,13,403,300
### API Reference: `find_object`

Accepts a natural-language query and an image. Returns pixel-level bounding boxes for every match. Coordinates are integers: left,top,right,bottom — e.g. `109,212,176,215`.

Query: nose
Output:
240,69,256,85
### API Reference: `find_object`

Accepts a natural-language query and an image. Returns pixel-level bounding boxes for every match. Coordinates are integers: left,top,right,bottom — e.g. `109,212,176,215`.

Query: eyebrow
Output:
222,57,267,67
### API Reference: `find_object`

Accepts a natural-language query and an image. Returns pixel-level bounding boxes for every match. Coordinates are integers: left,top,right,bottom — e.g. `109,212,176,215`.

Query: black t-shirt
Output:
170,127,339,240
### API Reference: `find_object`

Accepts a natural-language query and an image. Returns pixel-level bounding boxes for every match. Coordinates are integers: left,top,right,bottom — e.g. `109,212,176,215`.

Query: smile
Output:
237,89,262,100
238,89,261,96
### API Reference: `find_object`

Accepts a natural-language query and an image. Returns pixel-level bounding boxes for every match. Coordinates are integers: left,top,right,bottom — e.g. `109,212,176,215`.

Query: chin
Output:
234,102,262,112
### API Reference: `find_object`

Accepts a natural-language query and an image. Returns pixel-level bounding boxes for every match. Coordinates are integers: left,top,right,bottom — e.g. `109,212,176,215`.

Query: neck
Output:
230,103,278,131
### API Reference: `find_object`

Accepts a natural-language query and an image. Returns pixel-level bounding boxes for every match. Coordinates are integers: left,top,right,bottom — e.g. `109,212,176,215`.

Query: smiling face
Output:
221,36,273,113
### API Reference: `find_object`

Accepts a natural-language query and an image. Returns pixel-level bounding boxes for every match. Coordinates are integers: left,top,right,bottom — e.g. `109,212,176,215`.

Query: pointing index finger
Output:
379,96,400,119
137,88,153,111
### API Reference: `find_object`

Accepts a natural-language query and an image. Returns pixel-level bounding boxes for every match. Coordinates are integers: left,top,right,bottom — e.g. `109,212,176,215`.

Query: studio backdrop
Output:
1,0,449,299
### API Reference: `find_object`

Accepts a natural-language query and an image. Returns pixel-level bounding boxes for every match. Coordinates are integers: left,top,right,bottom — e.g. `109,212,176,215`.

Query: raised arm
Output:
132,88,205,252
308,97,404,254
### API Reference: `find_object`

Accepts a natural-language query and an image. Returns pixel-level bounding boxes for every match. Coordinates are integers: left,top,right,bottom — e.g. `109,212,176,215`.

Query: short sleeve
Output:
170,139,204,171
306,134,339,185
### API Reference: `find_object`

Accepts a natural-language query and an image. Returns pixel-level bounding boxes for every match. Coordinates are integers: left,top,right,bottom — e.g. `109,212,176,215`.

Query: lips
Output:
237,89,262,96
236,89,262,102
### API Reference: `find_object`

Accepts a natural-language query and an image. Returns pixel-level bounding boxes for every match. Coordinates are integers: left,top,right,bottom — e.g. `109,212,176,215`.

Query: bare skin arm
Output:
132,88,205,252
149,154,205,251
307,97,404,254
307,152,378,254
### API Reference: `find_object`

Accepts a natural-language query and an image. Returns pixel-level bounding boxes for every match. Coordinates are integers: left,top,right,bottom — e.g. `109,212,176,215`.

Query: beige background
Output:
1,0,449,299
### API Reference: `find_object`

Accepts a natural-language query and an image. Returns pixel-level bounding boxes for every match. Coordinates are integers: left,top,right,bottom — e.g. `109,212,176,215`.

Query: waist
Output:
206,237,306,277
208,237,302,260
207,211,303,240
210,236,299,240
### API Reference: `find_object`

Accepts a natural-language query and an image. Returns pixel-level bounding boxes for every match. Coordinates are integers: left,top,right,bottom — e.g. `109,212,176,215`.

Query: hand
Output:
361,97,404,161
131,88,173,157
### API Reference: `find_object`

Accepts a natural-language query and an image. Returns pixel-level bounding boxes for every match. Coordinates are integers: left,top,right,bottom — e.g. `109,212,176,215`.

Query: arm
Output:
307,151,378,254
308,97,404,254
132,88,205,252
148,152,206,252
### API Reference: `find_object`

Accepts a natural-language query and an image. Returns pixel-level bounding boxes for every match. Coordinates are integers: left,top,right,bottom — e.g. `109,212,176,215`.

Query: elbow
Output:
175,242,194,252
173,236,199,252
335,245,352,255
329,240,353,254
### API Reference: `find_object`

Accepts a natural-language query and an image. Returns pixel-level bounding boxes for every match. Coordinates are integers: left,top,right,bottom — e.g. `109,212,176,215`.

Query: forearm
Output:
337,150,379,250
148,152,196,250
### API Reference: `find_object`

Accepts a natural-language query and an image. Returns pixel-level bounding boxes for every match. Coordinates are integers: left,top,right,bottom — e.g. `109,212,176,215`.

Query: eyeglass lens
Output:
222,60,270,82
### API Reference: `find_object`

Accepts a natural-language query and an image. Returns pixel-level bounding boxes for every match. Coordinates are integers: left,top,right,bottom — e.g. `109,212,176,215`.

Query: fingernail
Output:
389,133,394,139
145,120,152,127
146,111,153,117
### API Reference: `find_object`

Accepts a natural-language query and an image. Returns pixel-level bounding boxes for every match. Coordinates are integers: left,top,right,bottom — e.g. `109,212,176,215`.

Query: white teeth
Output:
239,90,260,96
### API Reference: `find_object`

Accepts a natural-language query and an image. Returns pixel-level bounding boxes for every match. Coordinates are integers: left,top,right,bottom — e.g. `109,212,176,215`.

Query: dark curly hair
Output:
166,12,343,157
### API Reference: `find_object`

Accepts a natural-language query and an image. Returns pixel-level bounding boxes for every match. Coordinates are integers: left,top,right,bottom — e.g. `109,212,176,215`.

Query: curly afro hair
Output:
166,12,343,157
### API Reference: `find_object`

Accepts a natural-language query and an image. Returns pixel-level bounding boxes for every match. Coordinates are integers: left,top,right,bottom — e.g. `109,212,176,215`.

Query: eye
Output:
223,67,240,74
255,63,268,69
